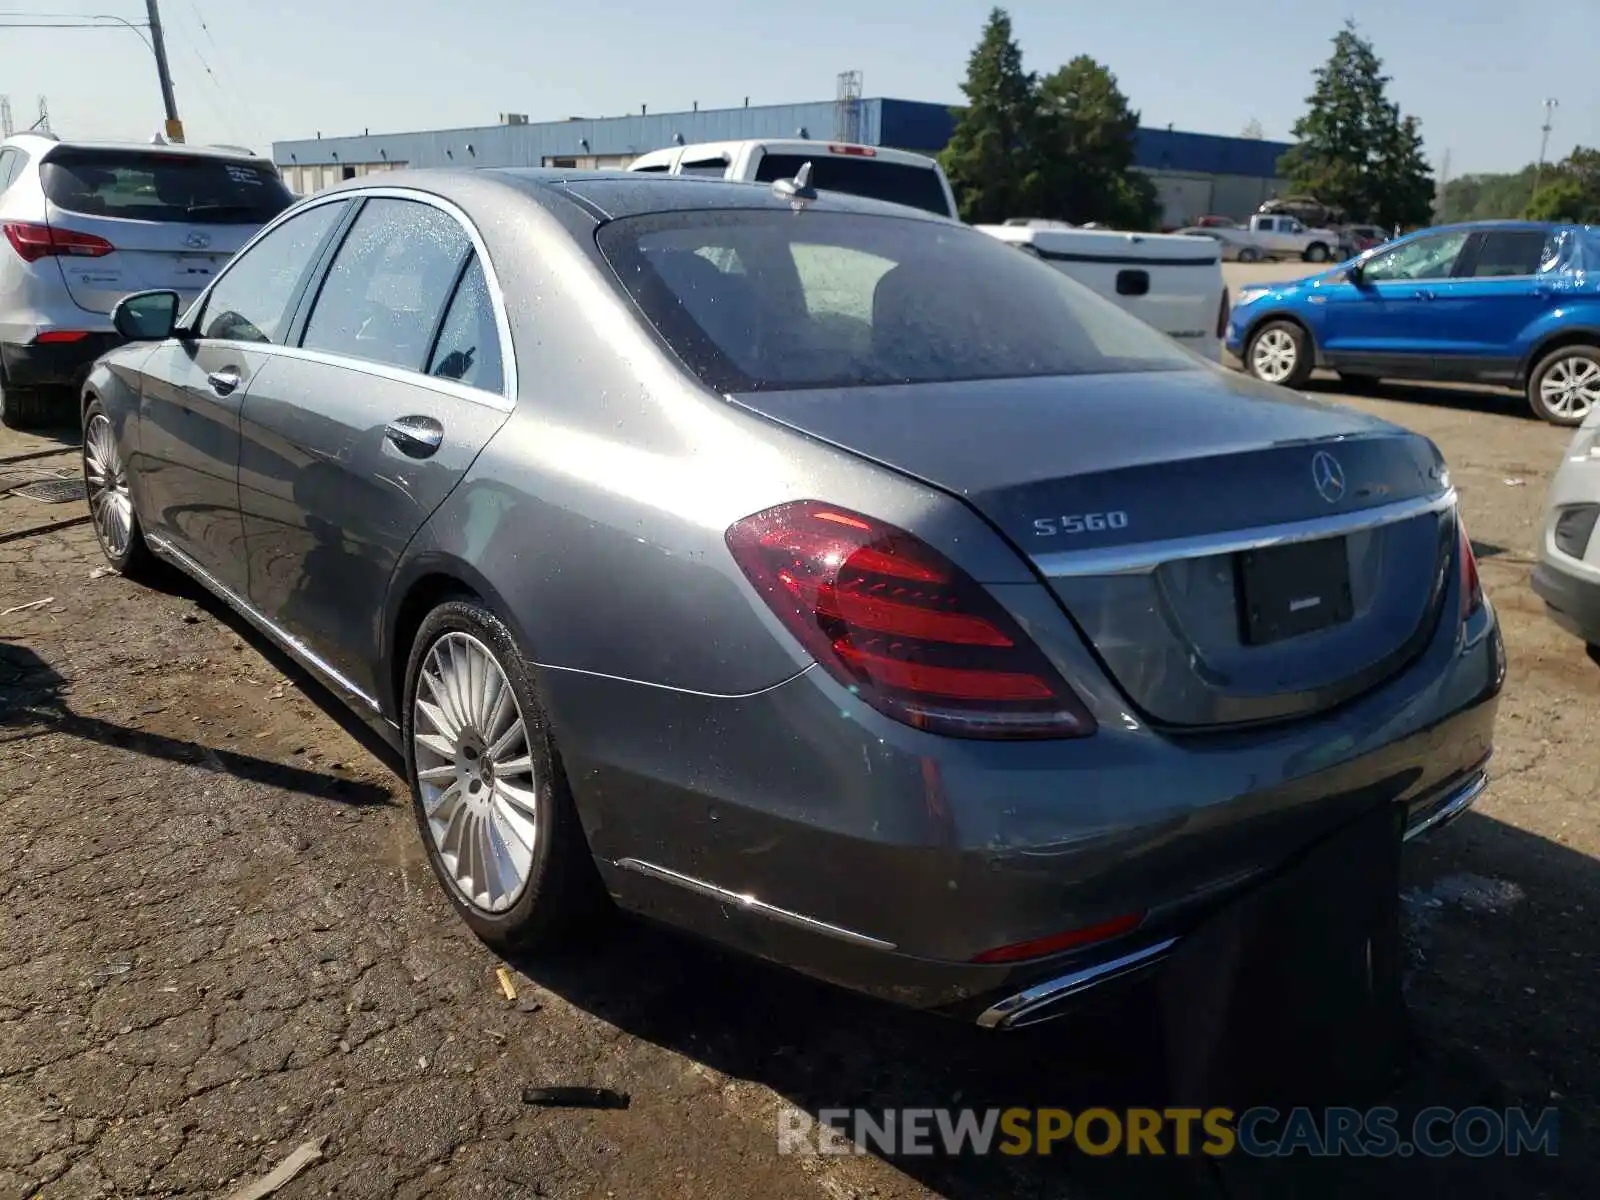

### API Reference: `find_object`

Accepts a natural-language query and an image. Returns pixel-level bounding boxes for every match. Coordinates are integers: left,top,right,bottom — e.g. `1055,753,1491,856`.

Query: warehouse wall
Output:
1142,169,1292,227
274,100,881,173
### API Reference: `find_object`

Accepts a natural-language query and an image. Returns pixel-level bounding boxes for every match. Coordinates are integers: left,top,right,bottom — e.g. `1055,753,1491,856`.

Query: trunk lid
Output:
729,367,1455,730
40,147,290,314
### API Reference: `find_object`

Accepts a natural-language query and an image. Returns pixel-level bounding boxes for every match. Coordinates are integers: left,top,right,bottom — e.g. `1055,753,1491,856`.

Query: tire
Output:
1238,247,1262,264
402,599,608,950
1526,344,1600,427
1303,242,1331,263
0,376,60,430
1246,320,1314,389
82,401,155,577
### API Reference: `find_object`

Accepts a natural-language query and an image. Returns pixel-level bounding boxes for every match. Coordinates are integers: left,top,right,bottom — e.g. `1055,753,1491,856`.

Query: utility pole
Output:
143,0,184,142
1532,98,1558,194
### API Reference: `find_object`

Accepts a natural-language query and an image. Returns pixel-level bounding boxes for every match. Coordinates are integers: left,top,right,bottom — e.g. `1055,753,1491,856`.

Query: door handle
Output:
384,414,444,459
206,368,242,396
1417,290,1435,301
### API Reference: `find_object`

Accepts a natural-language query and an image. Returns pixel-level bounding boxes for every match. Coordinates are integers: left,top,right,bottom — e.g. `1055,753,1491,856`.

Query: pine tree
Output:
1278,21,1434,228
939,8,1039,224
1031,56,1158,228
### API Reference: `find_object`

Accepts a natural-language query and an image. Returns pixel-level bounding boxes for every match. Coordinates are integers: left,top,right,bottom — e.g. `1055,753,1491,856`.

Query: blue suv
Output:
1226,221,1600,425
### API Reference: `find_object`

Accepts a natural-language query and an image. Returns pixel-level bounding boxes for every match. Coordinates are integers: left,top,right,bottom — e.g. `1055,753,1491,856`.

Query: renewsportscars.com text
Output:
777,1106,1560,1159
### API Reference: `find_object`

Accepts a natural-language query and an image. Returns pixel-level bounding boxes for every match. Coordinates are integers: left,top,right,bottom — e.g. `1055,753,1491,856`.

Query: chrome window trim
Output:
1034,488,1456,579
190,339,513,414
178,184,519,411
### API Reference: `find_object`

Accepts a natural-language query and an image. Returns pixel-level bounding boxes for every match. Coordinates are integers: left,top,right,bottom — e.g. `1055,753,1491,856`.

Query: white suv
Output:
0,133,293,427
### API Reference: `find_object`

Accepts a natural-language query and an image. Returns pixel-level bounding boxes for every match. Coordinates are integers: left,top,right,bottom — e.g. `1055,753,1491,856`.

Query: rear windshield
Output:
597,209,1196,393
41,150,293,224
753,153,952,218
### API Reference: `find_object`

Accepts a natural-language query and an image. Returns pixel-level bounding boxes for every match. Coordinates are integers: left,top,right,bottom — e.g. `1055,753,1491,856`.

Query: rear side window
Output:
753,153,951,217
678,155,731,178
598,209,1194,393
427,254,504,393
302,198,471,371
1464,230,1552,278
40,150,293,224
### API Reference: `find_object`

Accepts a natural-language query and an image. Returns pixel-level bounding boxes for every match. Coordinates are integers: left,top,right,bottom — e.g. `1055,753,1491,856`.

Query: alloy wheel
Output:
1539,355,1600,422
84,413,134,561
1251,328,1298,383
412,631,538,913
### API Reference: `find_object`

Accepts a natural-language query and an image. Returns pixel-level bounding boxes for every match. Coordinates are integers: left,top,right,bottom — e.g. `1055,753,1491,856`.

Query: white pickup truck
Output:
975,224,1229,360
626,139,960,219
1237,214,1342,262
627,140,1228,358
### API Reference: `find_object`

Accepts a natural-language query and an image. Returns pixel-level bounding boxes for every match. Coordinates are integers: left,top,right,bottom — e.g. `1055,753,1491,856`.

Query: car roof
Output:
481,166,954,222
1423,219,1564,235
2,133,264,164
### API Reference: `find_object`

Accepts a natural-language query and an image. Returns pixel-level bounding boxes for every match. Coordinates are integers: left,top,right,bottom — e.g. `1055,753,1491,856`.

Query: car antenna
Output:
771,160,816,209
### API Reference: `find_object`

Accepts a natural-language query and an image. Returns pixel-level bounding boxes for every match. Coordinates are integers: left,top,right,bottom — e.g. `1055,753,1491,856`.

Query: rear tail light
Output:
1216,288,1231,339
3,222,115,263
34,330,90,343
972,912,1146,964
1458,515,1483,618
725,501,1096,739
827,143,877,157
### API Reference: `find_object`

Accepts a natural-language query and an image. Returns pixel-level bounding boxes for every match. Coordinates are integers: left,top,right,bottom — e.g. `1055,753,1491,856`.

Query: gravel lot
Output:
2,350,1596,1198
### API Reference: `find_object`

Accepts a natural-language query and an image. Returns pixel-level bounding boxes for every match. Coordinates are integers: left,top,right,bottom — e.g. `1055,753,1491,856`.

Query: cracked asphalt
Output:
1,359,1597,1198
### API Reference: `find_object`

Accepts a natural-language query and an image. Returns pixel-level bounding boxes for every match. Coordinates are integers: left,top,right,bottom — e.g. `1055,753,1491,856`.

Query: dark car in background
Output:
79,170,1502,1030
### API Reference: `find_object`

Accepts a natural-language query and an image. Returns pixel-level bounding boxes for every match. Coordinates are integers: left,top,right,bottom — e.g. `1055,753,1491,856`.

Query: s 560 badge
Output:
1033,511,1130,536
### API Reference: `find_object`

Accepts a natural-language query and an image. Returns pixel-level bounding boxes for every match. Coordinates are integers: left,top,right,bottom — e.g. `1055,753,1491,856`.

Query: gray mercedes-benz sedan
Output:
79,169,1503,1029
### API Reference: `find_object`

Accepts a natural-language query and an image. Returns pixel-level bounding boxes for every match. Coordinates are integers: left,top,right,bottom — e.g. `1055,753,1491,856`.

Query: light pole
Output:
1533,98,1558,194
142,0,183,141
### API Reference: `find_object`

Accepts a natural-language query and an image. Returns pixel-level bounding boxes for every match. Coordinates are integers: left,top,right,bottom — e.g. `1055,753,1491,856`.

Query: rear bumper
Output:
1532,557,1600,645
2,334,123,388
556,586,1504,1025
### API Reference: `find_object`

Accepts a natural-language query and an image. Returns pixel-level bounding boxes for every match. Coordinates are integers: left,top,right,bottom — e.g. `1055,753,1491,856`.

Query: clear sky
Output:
1,0,1594,176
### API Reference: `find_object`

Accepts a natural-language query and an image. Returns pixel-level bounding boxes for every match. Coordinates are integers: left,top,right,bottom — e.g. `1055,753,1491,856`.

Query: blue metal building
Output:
272,97,1294,225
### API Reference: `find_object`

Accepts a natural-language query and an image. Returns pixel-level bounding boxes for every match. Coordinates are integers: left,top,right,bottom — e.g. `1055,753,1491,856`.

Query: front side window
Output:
41,150,292,224
427,254,504,393
301,198,471,371
198,200,347,344
599,209,1195,393
1359,231,1470,283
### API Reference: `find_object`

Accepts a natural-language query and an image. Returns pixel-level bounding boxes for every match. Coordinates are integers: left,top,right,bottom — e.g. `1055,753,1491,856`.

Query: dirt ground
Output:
2,353,1597,1198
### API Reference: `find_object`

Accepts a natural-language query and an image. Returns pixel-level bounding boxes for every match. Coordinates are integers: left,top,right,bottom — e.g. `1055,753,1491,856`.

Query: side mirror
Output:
112,290,181,342
1342,262,1365,285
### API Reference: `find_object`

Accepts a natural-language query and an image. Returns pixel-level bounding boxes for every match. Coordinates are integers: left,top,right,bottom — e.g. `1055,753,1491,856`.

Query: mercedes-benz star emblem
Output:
1311,450,1346,504
184,232,212,249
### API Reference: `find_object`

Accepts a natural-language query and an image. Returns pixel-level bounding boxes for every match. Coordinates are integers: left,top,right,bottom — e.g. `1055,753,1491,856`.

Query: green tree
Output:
939,8,1040,224
1031,56,1159,229
1525,146,1600,223
1278,21,1434,228
1439,166,1541,223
